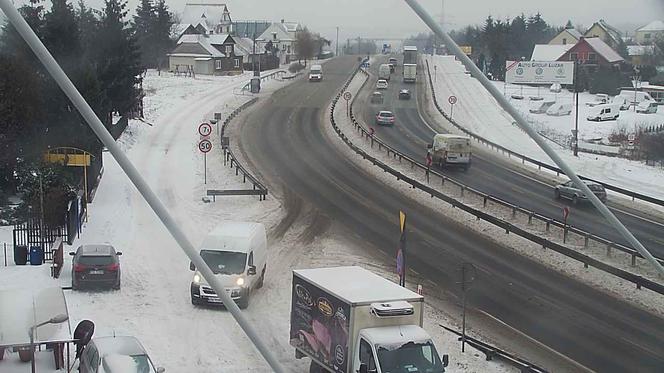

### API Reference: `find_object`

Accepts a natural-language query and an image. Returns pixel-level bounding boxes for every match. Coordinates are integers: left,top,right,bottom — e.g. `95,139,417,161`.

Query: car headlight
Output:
236,277,245,286
194,274,201,284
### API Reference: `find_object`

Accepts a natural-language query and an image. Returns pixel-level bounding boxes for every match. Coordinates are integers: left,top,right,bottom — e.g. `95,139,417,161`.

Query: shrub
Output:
288,63,305,74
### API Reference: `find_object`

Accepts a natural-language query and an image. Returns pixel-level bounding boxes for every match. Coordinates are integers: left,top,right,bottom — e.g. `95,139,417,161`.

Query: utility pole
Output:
336,26,339,56
574,60,579,156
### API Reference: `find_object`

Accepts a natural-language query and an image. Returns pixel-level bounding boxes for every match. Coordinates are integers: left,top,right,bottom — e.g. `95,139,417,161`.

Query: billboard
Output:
460,45,472,55
505,61,574,85
290,274,351,372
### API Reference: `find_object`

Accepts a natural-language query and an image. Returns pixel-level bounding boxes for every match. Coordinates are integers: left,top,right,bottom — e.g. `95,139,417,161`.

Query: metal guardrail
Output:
330,62,664,295
241,70,287,92
217,97,268,201
439,325,549,373
423,59,664,208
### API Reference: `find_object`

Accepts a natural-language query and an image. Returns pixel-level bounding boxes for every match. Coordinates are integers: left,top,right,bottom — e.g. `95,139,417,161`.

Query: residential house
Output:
168,34,243,75
628,45,657,66
235,37,279,71
531,44,573,61
549,28,582,45
233,21,272,39
256,20,302,64
557,37,624,69
584,19,623,50
171,1,232,40
635,20,664,45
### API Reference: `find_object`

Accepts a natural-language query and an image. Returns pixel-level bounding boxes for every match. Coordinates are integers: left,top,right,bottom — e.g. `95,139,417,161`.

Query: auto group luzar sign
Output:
505,61,574,85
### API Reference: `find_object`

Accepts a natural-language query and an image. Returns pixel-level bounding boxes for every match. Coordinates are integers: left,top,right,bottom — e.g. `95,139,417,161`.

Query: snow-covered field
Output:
0,66,516,372
425,55,664,201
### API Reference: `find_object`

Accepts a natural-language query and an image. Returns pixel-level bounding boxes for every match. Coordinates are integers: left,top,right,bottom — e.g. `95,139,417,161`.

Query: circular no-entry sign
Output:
198,123,212,137
198,139,212,153
448,95,458,105
343,92,352,101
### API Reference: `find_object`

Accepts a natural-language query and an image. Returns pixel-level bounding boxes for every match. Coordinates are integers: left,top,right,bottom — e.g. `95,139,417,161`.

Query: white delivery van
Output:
309,65,323,82
378,64,391,81
190,221,267,309
427,134,472,171
291,266,448,373
587,104,620,121
636,101,658,114
529,100,556,114
619,90,654,106
546,102,573,116
403,63,417,83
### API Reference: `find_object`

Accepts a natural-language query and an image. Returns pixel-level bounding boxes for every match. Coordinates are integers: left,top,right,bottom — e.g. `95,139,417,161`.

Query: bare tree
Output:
295,27,315,65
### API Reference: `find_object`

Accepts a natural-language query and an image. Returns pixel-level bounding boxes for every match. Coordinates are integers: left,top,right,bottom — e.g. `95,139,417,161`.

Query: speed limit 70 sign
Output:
199,123,212,137
198,139,212,153
448,95,458,105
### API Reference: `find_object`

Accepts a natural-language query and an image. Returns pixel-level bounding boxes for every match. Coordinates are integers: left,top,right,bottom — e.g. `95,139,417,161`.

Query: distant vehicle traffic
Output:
555,180,607,204
398,89,411,100
309,65,323,82
427,134,472,171
376,110,395,125
388,57,398,67
190,222,267,309
79,336,165,373
290,266,448,373
70,245,122,290
403,64,417,83
379,63,391,81
587,104,619,121
376,79,388,90
370,91,384,104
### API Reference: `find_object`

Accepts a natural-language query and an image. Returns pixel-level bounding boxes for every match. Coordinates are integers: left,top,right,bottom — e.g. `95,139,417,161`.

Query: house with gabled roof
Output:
549,28,582,45
557,37,624,69
584,19,623,50
635,20,664,45
256,20,300,64
168,33,244,75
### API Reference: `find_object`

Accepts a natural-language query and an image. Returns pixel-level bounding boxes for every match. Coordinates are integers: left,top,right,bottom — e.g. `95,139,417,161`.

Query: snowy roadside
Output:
424,55,664,202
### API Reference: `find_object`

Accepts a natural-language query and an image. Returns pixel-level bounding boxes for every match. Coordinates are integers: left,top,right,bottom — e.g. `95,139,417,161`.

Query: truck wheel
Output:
257,268,265,289
238,295,249,309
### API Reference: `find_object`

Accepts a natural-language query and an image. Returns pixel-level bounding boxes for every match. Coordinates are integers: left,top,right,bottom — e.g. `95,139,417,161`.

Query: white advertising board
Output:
505,61,574,85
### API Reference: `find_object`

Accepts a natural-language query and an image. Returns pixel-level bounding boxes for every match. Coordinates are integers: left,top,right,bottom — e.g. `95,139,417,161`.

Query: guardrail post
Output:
512,207,516,219
235,165,239,176
425,169,430,184
460,186,465,198
563,226,568,243
584,262,588,269
483,196,487,207
631,254,636,267
528,213,533,225
606,244,612,257
636,281,641,290
584,235,589,249
441,177,445,186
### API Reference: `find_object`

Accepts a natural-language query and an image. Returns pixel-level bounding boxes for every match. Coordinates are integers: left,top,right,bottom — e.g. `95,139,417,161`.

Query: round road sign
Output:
448,95,458,105
198,139,212,153
343,92,352,101
198,123,212,137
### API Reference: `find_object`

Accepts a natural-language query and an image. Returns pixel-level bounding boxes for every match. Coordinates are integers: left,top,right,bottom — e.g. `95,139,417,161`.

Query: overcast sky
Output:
5,0,663,44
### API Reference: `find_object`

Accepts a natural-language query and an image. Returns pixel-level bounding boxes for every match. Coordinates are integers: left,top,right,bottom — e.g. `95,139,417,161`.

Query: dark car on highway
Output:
70,245,122,290
554,180,607,204
398,89,411,100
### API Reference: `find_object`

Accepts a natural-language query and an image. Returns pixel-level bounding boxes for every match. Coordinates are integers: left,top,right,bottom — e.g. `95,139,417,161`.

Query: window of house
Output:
234,58,240,68
570,52,578,61
644,33,651,39
562,38,567,45
272,32,277,40
287,45,291,54
588,52,597,62
215,60,222,70
225,45,232,55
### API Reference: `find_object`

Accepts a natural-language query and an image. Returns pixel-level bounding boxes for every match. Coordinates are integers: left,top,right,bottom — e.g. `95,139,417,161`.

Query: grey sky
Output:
5,0,663,44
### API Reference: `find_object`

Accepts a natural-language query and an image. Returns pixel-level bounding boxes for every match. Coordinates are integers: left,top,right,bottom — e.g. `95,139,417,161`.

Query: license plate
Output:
208,297,222,303
90,270,104,275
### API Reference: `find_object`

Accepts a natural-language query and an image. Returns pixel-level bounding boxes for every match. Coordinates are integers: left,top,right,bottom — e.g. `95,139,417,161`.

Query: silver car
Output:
79,336,165,373
555,180,607,204
375,110,395,125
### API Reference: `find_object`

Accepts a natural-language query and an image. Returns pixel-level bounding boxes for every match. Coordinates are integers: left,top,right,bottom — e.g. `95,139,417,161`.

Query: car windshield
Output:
101,354,154,373
380,112,394,117
78,256,114,265
376,341,444,373
200,250,247,275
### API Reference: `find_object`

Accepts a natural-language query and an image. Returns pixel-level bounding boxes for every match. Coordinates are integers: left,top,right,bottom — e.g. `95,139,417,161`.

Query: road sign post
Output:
343,91,352,117
448,95,457,120
198,139,212,184
457,262,476,353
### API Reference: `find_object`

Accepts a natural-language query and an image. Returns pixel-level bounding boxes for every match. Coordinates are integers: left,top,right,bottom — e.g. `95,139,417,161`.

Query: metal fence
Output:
329,61,664,296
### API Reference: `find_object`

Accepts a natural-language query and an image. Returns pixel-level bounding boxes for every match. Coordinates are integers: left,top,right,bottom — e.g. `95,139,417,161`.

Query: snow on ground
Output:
0,63,515,373
425,55,664,201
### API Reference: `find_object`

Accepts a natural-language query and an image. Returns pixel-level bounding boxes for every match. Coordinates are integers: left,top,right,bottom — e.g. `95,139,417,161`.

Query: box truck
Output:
403,46,418,65
290,266,448,373
403,64,417,83
379,64,391,81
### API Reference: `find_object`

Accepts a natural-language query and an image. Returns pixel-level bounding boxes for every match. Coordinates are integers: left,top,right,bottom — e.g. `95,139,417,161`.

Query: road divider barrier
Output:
423,59,664,208
328,60,664,295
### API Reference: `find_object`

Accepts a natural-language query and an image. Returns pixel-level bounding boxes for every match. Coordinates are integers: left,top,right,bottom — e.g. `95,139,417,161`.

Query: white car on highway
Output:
376,79,388,90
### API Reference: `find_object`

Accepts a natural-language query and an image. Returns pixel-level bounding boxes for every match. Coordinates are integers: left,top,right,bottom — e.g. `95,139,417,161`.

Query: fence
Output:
240,70,288,92
424,59,664,208
216,97,268,200
329,61,664,295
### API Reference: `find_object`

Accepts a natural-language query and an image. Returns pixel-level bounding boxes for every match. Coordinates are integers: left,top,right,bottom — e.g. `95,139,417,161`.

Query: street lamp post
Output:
32,170,46,253
29,314,68,373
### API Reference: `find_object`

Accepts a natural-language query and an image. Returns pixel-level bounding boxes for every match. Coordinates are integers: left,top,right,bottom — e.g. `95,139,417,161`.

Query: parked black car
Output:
70,245,122,290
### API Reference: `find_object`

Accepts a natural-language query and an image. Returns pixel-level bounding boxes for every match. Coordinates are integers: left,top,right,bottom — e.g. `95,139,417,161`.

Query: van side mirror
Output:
156,368,165,373
427,144,433,149
247,265,257,276
115,252,122,256
69,252,75,256
359,363,368,373
442,354,449,367
189,261,195,271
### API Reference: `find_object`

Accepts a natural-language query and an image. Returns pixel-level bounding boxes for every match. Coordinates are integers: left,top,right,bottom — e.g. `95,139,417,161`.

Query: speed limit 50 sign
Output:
198,139,212,153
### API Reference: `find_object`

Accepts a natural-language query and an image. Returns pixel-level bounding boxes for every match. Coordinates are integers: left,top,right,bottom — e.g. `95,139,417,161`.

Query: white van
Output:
190,221,267,309
585,93,609,107
529,100,556,114
612,95,631,110
619,90,654,105
427,134,472,171
309,65,322,82
379,63,391,81
546,102,573,116
636,101,658,114
587,104,620,121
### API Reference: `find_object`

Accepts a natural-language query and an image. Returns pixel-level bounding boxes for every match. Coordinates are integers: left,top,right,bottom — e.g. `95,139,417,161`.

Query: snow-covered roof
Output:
627,45,656,56
281,21,301,33
638,20,664,32
584,37,624,63
566,28,582,39
181,1,227,25
586,19,622,45
175,34,225,57
235,37,266,55
364,325,432,346
294,266,422,305
233,21,271,38
531,44,572,61
257,22,294,42
207,33,232,45
171,23,191,39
